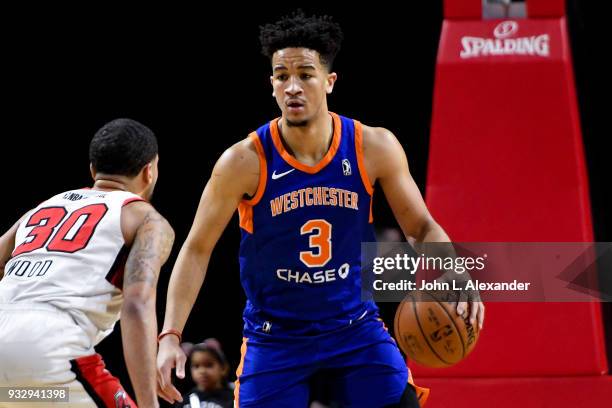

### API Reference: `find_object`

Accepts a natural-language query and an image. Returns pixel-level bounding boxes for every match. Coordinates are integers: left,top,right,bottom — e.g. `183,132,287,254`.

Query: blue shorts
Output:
235,314,415,408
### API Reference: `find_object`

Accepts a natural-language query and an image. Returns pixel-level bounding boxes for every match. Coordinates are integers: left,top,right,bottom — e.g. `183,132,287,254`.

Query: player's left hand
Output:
456,293,485,330
434,269,485,331
156,336,186,403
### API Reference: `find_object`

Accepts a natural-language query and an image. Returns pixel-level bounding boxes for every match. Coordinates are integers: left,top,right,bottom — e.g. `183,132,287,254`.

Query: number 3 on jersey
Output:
12,204,108,256
300,219,332,267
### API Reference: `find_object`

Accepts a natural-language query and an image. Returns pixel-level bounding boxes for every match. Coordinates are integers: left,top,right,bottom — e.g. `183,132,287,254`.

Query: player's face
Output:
271,48,337,126
190,351,224,391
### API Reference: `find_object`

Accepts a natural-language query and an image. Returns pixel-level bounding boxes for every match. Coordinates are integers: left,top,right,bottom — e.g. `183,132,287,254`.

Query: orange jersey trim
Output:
238,203,254,234
369,192,374,223
239,133,267,234
270,112,342,174
233,337,249,407
242,132,267,206
408,370,430,406
354,120,374,223
354,120,374,196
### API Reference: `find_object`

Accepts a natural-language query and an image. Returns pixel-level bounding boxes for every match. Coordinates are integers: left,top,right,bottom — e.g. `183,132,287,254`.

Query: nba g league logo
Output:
342,159,352,176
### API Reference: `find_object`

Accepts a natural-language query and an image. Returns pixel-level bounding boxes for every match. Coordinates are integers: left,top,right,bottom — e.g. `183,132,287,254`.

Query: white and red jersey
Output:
0,188,144,345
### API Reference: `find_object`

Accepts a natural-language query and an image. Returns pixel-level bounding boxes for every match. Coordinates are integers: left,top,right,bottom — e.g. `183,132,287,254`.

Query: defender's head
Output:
89,118,159,199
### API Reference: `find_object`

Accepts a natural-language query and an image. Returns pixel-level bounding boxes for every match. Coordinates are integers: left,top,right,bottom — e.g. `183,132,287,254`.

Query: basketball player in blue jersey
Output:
157,11,484,408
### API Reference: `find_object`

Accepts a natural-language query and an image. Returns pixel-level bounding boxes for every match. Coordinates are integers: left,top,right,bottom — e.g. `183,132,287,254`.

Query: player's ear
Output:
326,72,337,94
89,163,96,180
142,162,154,185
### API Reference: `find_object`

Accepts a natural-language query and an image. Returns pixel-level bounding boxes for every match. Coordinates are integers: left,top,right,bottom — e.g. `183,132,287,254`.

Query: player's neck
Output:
92,178,129,193
279,111,333,163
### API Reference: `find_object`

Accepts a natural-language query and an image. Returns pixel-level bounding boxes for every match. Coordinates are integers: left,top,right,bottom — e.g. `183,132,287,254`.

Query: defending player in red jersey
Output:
0,118,174,408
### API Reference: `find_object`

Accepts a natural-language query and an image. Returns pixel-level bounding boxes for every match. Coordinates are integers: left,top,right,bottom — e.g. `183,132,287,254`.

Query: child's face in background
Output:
191,350,225,391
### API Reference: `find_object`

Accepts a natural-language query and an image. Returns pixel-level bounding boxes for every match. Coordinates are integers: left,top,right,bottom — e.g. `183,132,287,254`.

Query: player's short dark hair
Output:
89,118,158,177
259,10,344,69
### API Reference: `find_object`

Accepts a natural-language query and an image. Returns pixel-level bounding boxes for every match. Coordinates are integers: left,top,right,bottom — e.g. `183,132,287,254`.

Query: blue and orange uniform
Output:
235,113,428,407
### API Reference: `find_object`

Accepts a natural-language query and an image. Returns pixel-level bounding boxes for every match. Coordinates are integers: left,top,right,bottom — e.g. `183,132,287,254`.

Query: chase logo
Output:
276,263,351,284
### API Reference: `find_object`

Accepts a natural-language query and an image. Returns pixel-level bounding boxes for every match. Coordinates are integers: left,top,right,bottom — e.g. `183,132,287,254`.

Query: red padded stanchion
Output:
413,0,611,406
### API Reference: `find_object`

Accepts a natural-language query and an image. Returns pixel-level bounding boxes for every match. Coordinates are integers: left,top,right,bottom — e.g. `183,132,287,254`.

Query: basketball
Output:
394,291,480,368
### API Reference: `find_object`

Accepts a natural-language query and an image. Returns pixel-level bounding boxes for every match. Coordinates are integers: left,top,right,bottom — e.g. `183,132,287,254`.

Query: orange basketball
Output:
394,291,480,368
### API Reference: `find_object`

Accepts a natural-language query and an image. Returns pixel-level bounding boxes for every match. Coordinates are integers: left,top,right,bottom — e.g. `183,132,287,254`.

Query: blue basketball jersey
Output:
238,112,378,335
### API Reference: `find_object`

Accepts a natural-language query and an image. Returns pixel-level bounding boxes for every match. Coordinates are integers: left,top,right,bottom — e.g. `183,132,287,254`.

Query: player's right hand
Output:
156,336,186,404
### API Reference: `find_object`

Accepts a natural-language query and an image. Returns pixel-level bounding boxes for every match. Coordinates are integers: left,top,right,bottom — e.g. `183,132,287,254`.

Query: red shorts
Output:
70,353,137,408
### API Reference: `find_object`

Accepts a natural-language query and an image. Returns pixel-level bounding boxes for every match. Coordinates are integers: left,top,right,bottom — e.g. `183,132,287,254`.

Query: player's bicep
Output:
123,210,175,297
184,183,239,252
375,131,432,237
183,143,259,254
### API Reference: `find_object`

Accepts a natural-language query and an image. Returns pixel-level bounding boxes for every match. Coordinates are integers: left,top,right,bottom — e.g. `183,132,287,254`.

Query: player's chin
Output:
285,106,307,119
285,111,311,127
